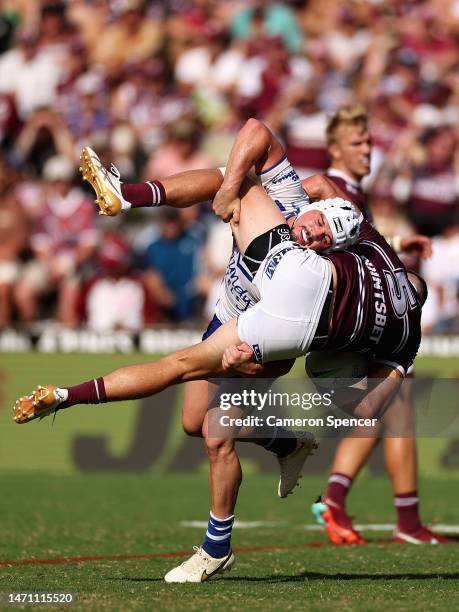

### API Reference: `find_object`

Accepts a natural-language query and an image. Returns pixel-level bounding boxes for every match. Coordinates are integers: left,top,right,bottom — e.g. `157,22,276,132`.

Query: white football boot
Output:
79,146,131,216
277,432,318,498
164,547,235,583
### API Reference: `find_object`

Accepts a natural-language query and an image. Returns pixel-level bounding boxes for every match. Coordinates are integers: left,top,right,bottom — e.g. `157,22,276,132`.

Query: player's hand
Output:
212,187,241,224
400,234,433,259
222,343,258,375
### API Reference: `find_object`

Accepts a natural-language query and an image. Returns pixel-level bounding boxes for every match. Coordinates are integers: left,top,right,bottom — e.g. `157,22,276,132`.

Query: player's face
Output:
289,210,333,251
332,126,371,180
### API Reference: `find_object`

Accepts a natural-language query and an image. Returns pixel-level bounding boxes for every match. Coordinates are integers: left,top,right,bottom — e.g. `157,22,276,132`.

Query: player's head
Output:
407,271,428,306
289,198,361,252
326,105,371,181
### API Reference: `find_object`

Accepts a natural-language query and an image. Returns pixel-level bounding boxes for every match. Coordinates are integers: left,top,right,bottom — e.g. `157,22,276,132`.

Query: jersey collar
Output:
327,168,361,189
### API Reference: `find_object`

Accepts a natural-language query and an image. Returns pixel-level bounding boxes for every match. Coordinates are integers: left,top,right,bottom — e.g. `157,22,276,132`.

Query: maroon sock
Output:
62,377,107,408
395,491,422,533
326,473,353,508
121,180,166,208
324,473,353,524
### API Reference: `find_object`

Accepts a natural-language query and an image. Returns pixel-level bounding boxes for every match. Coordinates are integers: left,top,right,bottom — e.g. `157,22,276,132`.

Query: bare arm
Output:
301,175,362,215
335,363,404,420
221,343,295,378
213,118,285,223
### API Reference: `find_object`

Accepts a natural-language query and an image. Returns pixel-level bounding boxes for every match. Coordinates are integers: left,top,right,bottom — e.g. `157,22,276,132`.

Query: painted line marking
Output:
180,520,283,529
1,524,457,568
0,543,329,568
181,521,459,534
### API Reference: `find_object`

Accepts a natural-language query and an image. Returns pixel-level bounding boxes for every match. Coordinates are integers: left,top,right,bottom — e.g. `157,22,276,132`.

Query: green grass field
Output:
1,353,458,610
1,472,458,611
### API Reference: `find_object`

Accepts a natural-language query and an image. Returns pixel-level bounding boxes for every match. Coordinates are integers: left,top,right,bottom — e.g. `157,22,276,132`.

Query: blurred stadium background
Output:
1,0,459,607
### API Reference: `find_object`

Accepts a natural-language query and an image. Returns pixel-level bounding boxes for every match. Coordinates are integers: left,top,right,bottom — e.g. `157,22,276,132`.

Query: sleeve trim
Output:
373,359,406,377
256,155,287,176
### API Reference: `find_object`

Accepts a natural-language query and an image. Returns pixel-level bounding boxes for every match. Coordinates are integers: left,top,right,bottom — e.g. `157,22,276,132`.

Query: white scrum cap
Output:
298,198,362,251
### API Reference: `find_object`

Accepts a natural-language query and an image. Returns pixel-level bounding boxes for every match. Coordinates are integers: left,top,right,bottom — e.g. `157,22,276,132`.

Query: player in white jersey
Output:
215,156,310,323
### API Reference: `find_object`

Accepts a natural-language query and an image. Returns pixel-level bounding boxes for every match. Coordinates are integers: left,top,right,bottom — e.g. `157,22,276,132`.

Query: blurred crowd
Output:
0,0,459,333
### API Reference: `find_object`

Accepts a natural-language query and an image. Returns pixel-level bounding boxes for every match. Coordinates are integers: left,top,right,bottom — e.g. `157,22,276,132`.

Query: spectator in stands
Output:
142,208,200,322
230,1,303,55
37,2,71,55
14,108,74,173
421,221,459,332
0,31,63,120
83,232,156,331
110,59,190,154
14,155,99,326
144,118,212,179
0,0,458,331
270,84,328,177
0,189,29,327
323,5,371,74
395,125,459,236
65,70,110,145
91,0,162,79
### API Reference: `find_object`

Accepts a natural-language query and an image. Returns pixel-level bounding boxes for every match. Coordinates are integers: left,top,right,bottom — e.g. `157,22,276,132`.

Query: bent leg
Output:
203,410,242,518
162,170,224,208
384,437,417,493
182,380,217,437
329,435,379,480
14,318,243,425
230,179,286,255
381,377,417,493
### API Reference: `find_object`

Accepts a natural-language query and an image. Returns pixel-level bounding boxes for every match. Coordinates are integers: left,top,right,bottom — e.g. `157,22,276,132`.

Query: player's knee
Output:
204,436,234,462
182,415,203,437
354,399,377,420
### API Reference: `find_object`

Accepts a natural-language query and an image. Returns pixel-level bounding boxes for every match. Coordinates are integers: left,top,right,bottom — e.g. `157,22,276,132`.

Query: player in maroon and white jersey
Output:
310,105,448,546
324,219,421,375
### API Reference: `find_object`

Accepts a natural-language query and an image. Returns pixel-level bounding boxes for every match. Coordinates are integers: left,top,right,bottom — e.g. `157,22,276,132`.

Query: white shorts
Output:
237,242,332,362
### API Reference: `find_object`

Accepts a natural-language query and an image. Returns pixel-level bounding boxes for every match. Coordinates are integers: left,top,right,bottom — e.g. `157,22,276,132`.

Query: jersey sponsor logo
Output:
271,168,300,185
264,246,295,279
252,344,262,363
383,268,418,318
225,253,254,311
363,258,387,344
277,226,291,242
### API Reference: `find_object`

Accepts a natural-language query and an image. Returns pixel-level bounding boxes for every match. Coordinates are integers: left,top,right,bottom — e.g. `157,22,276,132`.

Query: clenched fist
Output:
212,187,241,224
222,343,259,375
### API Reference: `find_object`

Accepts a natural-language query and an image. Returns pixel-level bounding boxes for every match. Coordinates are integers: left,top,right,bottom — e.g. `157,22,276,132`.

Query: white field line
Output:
179,521,459,534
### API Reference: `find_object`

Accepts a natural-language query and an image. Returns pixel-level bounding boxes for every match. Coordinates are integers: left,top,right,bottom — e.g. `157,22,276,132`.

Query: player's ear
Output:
328,142,341,161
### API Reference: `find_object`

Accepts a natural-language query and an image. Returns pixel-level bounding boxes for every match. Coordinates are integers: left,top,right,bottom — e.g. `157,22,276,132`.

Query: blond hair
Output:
326,105,369,146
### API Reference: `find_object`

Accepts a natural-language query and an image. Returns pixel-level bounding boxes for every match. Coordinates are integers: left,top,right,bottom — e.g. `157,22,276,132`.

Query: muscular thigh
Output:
182,380,218,436
381,375,415,436
231,179,286,255
174,318,241,382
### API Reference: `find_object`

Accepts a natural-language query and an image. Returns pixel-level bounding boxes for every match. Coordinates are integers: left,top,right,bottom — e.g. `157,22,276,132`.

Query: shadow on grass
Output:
111,571,459,584
223,571,459,583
